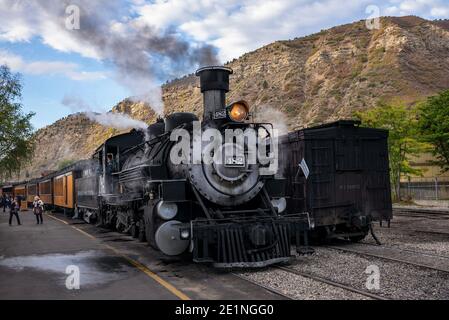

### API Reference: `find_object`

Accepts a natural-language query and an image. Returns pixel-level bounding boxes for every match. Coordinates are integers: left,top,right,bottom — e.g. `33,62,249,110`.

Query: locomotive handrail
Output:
120,132,170,156
191,213,309,224
189,180,214,223
261,186,278,217
115,164,150,174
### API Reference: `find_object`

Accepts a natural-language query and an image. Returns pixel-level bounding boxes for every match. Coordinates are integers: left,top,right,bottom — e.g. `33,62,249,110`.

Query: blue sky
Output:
5,39,128,128
0,0,448,130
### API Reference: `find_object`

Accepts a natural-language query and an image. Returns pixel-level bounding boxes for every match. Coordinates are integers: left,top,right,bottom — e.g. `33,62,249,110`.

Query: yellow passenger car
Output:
13,184,28,211
53,172,75,209
38,178,53,206
26,182,38,207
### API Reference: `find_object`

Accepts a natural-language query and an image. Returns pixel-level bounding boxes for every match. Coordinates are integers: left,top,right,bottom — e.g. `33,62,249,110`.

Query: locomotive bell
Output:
196,66,233,121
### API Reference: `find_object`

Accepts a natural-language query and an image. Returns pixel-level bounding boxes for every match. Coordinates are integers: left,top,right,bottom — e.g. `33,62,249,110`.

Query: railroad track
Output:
398,227,449,237
356,242,449,260
324,243,449,274
396,213,449,220
231,272,294,300
274,266,389,300
394,207,449,220
390,208,449,234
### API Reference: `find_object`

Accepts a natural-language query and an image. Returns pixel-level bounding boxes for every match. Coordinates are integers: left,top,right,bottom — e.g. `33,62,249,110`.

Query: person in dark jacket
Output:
4,195,11,213
9,197,21,226
1,194,8,212
33,196,44,224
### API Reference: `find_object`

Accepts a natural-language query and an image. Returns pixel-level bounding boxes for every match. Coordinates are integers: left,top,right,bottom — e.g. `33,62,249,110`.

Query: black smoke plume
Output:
35,0,218,114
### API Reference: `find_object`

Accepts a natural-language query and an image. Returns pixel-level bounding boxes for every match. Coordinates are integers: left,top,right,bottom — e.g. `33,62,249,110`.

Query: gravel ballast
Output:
235,213,449,300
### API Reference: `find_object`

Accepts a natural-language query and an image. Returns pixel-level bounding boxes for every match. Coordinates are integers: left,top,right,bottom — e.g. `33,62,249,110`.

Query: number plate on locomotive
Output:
225,156,245,167
214,109,227,119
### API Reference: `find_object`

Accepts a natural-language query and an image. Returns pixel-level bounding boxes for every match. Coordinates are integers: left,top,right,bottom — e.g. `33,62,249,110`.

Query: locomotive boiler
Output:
75,66,310,267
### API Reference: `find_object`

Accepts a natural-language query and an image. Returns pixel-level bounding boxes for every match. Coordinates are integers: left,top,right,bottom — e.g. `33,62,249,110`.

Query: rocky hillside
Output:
164,16,449,128
20,16,449,179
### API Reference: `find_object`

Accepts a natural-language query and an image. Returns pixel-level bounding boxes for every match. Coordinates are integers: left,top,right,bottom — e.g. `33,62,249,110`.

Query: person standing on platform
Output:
33,196,44,224
9,197,21,226
5,195,11,212
2,194,10,213
1,194,5,213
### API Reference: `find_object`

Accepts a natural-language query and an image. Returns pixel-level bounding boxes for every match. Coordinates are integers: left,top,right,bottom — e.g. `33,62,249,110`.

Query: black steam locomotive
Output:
75,66,310,267
3,66,393,268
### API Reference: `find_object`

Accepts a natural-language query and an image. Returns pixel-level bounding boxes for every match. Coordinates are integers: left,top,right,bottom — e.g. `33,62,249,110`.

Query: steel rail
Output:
275,266,390,300
231,273,294,300
324,244,449,274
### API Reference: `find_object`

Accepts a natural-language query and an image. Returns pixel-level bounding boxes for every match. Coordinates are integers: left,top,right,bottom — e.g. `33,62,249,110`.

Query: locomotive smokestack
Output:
195,66,233,121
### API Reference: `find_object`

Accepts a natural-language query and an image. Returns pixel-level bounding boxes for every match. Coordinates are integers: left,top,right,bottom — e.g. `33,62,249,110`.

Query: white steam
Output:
62,94,148,134
85,112,148,131
253,105,289,136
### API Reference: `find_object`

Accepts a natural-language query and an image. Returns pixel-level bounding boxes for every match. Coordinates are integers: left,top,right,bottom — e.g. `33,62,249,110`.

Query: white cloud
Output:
384,0,449,18
431,7,449,17
0,0,448,72
133,0,374,61
0,1,35,42
0,0,217,113
0,50,105,81
0,0,103,59
2,0,448,64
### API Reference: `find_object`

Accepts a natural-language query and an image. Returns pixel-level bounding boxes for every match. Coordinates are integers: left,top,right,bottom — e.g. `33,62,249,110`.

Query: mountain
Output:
163,16,449,128
19,16,449,180
21,100,156,179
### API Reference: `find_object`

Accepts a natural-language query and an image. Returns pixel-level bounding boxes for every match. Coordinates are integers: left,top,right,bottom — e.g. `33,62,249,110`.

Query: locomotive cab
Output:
94,130,144,197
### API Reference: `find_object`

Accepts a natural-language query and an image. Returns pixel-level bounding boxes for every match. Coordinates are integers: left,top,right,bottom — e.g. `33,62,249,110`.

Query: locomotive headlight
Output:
228,101,249,122
271,197,287,213
156,201,178,220
180,229,190,240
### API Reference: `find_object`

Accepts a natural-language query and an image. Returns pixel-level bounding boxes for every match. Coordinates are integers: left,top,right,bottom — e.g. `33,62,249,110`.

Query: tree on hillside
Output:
57,159,76,170
355,102,429,201
0,65,35,181
418,90,449,172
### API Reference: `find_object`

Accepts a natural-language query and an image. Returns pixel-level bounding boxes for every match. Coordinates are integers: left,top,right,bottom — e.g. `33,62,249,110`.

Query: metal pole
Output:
408,176,411,199
435,177,438,201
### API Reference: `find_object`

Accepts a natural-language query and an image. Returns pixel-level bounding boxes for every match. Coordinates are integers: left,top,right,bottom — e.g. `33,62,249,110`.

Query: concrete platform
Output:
0,209,284,300
0,209,178,299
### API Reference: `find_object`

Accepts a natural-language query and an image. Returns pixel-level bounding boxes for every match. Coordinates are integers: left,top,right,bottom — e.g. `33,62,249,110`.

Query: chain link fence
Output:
400,177,449,200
